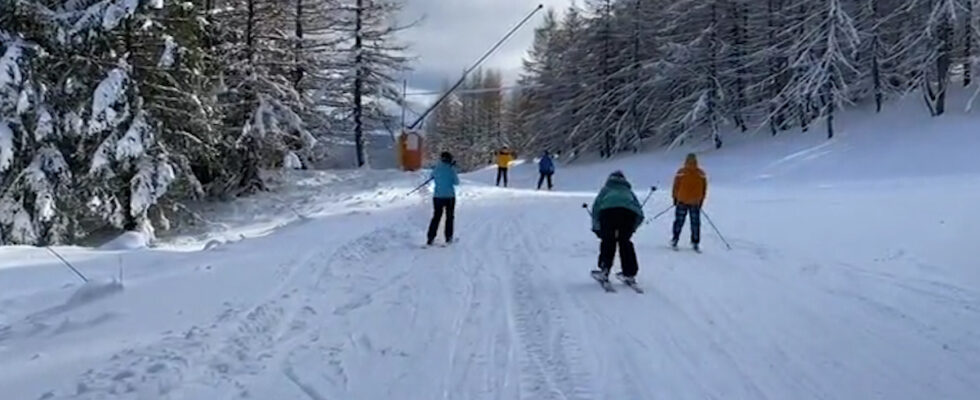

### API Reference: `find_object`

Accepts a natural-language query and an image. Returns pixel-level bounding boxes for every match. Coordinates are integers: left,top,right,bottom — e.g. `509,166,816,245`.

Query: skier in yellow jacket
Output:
495,147,514,187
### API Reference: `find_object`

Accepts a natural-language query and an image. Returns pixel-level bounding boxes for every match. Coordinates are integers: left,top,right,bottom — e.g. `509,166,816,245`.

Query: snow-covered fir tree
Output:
0,0,414,245
331,0,410,167
508,0,980,158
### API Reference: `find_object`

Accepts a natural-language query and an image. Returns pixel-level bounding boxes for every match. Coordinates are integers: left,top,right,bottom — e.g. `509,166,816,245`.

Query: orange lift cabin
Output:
397,130,424,171
398,4,544,173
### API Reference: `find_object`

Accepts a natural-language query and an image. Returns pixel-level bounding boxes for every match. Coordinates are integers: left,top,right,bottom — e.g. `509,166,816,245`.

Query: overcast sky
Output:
399,0,573,97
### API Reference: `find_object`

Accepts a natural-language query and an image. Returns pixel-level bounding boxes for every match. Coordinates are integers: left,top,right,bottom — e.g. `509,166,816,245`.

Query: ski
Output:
622,280,645,293
591,271,616,292
615,273,644,293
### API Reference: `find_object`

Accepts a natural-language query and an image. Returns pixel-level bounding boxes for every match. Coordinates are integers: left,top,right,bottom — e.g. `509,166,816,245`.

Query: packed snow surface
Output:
1,99,979,399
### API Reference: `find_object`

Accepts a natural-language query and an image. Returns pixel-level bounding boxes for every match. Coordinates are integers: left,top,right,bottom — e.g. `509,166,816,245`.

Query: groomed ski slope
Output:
2,98,980,399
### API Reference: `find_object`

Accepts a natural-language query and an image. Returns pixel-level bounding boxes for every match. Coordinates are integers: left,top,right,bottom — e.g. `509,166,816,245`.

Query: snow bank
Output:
157,169,425,250
98,231,149,250
65,279,123,307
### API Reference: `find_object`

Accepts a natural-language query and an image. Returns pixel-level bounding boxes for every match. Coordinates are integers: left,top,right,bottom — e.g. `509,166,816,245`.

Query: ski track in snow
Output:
7,182,980,399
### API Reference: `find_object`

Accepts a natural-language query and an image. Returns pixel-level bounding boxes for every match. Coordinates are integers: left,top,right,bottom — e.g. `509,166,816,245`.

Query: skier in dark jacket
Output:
427,152,459,246
590,171,645,284
537,150,555,190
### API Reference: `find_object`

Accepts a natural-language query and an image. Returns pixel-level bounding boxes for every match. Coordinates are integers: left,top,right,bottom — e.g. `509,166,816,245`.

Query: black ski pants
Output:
597,207,640,277
496,167,509,187
672,203,702,244
427,197,455,242
537,172,553,190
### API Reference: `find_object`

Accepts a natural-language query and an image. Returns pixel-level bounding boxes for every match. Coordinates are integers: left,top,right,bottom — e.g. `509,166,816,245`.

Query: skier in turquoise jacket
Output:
427,152,459,245
590,171,644,283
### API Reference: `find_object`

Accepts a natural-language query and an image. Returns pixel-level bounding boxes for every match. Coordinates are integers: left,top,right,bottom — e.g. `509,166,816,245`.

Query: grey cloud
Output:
399,0,572,93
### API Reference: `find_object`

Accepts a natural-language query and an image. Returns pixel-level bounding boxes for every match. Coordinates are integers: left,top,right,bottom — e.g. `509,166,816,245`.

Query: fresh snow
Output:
284,151,303,170
0,121,13,172
1,97,979,399
88,67,127,136
99,231,149,251
129,157,175,220
157,34,176,69
34,107,55,141
100,0,140,32
0,37,23,90
115,110,149,160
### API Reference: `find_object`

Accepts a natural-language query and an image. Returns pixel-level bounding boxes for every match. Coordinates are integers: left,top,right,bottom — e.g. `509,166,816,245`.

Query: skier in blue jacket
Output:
537,150,555,190
427,152,460,245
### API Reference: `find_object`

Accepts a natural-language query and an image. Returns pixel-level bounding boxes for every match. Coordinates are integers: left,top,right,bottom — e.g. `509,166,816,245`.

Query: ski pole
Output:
701,210,733,250
581,203,592,217
405,178,433,196
640,186,658,207
46,247,88,283
651,204,675,221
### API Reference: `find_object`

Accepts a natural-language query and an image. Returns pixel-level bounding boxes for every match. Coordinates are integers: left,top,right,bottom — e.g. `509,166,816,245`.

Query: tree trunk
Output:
769,0,781,135
732,0,747,132
602,0,613,157
710,1,723,149
937,21,951,116
870,0,883,112
294,0,304,88
826,87,835,139
353,0,366,167
630,0,641,145
965,0,973,87
246,0,256,63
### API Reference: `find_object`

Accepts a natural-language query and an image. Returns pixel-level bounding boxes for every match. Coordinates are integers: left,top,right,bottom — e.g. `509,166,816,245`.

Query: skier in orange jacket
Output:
671,153,708,251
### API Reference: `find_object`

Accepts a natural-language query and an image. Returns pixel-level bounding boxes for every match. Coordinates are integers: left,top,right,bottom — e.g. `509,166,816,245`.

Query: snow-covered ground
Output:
2,96,979,399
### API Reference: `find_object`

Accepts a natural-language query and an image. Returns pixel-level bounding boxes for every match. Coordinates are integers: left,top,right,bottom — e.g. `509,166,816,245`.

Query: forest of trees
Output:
0,0,408,245
4,0,977,245
428,0,980,166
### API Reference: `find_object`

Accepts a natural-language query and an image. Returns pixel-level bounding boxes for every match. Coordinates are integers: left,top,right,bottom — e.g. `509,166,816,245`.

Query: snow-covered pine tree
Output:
479,69,503,146
779,0,862,138
292,0,346,167
212,0,315,193
649,0,735,148
516,8,561,152
0,7,76,245
332,0,410,167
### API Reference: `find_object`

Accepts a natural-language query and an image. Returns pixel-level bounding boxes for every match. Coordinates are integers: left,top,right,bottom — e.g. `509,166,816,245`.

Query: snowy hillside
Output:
2,98,979,399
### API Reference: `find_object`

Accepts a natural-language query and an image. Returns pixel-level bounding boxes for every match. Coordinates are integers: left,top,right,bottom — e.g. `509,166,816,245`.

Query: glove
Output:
592,229,601,239
673,198,679,206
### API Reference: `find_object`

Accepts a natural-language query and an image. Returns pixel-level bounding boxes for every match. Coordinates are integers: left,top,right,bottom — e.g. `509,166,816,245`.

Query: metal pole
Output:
406,178,434,196
702,210,733,250
46,247,89,283
651,205,675,220
408,4,544,129
401,79,407,128
639,186,657,207
643,204,675,225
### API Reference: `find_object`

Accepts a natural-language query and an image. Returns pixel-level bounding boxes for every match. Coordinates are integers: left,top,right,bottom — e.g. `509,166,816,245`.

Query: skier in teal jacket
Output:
427,152,459,245
591,171,644,283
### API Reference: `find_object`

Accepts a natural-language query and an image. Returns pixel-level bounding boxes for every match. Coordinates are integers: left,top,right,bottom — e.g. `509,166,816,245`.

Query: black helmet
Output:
440,152,453,163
